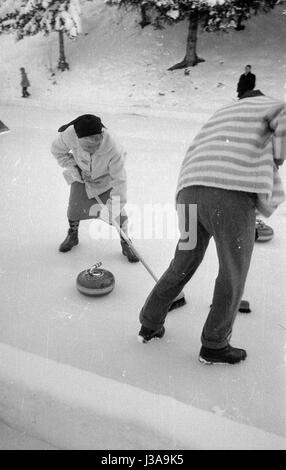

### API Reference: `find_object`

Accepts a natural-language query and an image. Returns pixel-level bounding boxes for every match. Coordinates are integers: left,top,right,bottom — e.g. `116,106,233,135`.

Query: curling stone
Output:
76,262,115,297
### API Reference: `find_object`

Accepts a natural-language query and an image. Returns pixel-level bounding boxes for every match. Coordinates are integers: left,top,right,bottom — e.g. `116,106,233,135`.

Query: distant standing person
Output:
236,65,255,99
20,67,31,98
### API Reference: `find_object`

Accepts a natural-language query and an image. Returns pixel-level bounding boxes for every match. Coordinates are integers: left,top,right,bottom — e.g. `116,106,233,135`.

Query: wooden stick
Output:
93,194,185,302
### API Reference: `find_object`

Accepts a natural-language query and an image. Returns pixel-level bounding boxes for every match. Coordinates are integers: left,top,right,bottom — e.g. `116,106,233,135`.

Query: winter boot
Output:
199,344,247,365
137,325,165,343
59,229,79,253
120,238,139,263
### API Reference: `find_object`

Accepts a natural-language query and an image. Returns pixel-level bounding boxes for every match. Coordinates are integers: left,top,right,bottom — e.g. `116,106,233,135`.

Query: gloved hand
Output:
81,171,93,182
274,158,284,168
63,166,83,185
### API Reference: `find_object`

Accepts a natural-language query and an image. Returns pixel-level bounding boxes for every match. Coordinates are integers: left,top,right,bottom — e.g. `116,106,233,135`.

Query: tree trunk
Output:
139,4,151,28
168,10,205,71
235,14,245,31
57,30,69,71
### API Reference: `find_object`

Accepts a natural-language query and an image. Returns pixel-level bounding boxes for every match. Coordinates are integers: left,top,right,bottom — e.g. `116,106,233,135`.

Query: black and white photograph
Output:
0,0,285,452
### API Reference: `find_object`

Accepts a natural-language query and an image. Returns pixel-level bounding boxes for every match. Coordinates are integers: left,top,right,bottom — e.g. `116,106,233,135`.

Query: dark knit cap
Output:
58,114,105,137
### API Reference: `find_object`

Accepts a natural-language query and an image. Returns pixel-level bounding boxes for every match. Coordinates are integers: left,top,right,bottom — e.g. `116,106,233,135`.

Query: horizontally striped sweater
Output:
176,96,286,216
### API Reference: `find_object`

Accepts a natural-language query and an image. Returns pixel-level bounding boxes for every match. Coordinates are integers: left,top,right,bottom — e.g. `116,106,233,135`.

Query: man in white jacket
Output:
51,114,139,262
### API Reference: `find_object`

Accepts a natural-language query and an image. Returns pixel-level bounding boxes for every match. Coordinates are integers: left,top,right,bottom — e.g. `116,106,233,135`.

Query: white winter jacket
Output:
51,126,127,208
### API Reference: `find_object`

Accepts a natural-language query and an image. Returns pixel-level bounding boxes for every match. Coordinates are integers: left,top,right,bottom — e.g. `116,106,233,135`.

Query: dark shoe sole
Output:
59,240,79,252
137,327,165,344
199,351,247,365
122,251,139,263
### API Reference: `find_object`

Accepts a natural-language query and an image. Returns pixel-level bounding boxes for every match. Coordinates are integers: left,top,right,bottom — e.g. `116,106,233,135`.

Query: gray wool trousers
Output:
139,185,257,349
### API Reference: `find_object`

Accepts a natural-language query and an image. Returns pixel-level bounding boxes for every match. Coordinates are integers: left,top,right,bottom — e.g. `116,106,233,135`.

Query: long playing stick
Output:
93,194,186,310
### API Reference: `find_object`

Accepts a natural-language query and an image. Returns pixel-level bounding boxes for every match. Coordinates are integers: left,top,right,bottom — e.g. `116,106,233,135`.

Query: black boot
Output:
138,325,165,343
199,344,247,365
59,229,79,252
120,238,139,263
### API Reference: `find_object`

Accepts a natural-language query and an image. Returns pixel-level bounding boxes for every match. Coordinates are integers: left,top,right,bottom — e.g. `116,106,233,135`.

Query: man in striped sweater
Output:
138,94,286,365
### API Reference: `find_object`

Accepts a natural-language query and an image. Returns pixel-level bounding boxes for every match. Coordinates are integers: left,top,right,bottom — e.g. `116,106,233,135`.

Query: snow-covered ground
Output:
0,420,56,450
0,0,286,450
0,102,285,449
1,1,286,113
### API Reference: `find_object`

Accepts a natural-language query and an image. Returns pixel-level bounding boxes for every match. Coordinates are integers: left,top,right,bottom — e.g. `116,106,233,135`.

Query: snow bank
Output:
0,342,285,450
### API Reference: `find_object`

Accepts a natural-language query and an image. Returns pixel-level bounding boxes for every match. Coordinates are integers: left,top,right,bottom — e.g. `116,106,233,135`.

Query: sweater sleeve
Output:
50,133,82,184
268,106,286,165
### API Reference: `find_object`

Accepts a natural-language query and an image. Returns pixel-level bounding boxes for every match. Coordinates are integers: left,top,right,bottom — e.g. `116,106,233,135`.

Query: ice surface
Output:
0,0,285,449
0,104,285,448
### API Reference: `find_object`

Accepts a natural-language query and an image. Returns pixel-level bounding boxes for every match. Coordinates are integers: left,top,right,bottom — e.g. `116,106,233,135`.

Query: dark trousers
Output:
139,186,256,349
22,86,30,97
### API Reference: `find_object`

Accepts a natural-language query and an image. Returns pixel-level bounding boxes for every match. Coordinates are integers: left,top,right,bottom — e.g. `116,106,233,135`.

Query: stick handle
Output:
116,225,159,282
118,225,185,302
94,194,159,282
94,194,184,302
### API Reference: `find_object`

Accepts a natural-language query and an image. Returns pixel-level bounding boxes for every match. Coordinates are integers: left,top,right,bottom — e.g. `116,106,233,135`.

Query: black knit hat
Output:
58,114,105,137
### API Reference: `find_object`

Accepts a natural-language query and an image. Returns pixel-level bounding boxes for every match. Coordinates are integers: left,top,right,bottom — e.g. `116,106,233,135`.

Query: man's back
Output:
176,95,286,215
